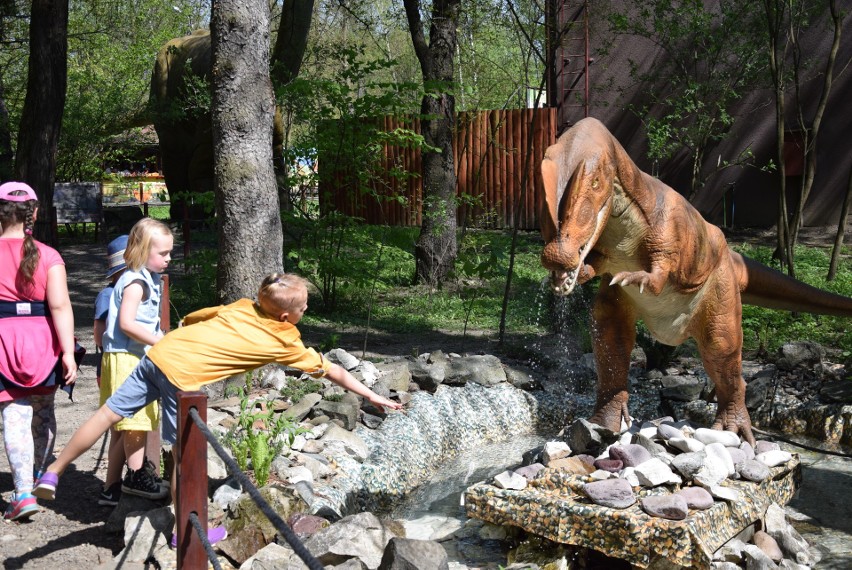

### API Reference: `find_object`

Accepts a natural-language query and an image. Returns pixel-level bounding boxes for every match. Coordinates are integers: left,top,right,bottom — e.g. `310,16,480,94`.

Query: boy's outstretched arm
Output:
324,363,403,411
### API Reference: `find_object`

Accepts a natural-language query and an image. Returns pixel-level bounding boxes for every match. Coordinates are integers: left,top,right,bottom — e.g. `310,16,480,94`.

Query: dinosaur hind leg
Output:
588,280,636,432
693,288,756,446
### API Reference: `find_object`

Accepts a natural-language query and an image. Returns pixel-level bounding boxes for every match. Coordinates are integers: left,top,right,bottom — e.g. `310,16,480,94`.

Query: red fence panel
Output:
317,108,557,230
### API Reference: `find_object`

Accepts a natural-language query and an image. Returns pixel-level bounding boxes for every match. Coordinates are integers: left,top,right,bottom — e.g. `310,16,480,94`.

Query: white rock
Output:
283,465,313,485
705,443,736,477
634,457,679,487
700,483,739,502
757,449,793,468
639,426,659,439
493,470,527,490
620,466,641,487
694,427,741,447
589,469,616,480
543,441,572,463
290,434,307,451
669,437,705,453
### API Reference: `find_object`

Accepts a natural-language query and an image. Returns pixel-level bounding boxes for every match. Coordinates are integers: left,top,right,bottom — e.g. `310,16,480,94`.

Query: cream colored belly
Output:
619,282,708,346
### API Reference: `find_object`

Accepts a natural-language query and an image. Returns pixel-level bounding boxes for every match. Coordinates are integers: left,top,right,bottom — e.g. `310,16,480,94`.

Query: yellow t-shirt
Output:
148,298,330,391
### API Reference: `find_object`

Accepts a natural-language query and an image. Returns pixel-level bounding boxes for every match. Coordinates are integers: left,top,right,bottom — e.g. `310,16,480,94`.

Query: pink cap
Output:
0,181,38,202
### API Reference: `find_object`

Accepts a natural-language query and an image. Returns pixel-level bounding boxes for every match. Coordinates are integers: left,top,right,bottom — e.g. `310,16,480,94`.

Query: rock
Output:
609,444,652,467
542,441,572,463
504,365,540,390
213,478,243,510
566,418,613,455
676,486,714,509
376,360,412,393
694,428,741,447
670,451,705,480
593,458,623,472
714,537,749,562
727,447,747,469
362,412,385,429
119,507,173,563
753,530,783,562
656,423,684,440
407,355,445,392
660,375,705,401
284,393,322,421
640,494,688,520
705,443,735,477
514,463,545,480
701,484,739,502
740,441,755,460
776,341,824,370
326,348,361,370
738,459,771,483
819,379,852,403
668,437,705,453
321,424,369,462
314,399,360,431
444,355,507,387
546,456,596,475
756,450,793,468
635,458,681,487
287,512,330,540
632,433,667,457
583,478,637,509
239,542,296,569
228,485,308,548
493,470,528,490
745,376,773,411
378,537,449,570
754,440,780,454
741,544,777,570
303,511,398,569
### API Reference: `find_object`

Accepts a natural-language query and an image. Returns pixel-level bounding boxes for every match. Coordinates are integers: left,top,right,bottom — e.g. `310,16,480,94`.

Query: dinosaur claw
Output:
639,283,645,294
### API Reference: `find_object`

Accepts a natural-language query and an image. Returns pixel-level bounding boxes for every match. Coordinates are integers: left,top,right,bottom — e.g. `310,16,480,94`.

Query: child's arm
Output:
93,319,106,349
118,281,162,346
324,363,403,411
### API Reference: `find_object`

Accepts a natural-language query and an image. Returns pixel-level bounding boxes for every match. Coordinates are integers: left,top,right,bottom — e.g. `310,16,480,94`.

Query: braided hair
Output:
0,196,40,284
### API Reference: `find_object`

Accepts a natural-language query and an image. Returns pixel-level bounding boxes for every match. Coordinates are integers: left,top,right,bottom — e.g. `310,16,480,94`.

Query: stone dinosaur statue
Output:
539,117,852,445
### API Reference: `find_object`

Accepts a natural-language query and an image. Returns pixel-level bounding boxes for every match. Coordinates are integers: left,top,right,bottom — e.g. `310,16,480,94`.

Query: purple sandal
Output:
33,472,59,500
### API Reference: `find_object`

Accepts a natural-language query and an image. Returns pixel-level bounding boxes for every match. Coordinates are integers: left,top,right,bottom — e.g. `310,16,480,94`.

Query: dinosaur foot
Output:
712,400,756,447
589,395,631,433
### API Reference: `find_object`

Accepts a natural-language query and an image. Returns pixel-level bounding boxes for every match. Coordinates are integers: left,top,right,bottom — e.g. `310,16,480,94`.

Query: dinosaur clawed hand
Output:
711,400,756,447
611,270,656,295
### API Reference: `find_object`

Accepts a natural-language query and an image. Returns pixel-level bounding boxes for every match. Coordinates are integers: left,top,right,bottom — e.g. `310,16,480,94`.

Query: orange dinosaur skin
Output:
540,118,852,445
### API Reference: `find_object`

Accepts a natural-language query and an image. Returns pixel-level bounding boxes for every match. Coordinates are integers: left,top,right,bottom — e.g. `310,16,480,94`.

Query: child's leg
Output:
45,405,122,476
1,398,35,495
104,428,125,487
123,430,146,471
146,429,162,471
30,392,57,478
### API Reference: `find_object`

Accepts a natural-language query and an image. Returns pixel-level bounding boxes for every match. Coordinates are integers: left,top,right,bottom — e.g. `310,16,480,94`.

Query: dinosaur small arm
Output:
539,117,852,445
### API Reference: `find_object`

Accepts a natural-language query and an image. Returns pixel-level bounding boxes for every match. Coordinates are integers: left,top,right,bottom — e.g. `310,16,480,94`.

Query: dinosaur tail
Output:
736,253,852,317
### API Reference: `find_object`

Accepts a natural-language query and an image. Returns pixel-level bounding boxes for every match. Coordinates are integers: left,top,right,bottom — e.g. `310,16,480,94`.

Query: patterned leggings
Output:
1,392,56,496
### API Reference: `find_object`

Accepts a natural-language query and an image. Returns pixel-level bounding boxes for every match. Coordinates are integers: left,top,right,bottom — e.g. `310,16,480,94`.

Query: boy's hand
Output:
368,393,403,412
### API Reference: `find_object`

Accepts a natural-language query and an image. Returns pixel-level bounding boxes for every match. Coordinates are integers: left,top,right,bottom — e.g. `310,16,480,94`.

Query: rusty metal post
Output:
160,274,170,332
176,391,209,569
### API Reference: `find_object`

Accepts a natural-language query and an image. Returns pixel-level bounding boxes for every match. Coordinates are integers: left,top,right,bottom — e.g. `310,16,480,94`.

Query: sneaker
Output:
4,492,40,521
170,526,227,548
122,467,169,500
33,472,59,500
98,482,122,506
144,457,170,489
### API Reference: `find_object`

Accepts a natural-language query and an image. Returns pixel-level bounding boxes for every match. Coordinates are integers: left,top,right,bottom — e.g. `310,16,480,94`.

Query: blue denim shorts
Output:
105,356,181,444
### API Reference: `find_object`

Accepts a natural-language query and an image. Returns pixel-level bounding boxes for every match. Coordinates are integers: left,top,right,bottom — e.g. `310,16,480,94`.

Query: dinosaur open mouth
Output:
551,196,611,296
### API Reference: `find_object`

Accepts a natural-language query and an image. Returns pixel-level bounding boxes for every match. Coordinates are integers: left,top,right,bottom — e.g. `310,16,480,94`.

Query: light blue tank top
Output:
103,268,162,358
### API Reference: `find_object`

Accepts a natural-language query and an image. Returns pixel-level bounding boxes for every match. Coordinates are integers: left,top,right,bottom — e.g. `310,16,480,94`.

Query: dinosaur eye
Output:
591,178,599,189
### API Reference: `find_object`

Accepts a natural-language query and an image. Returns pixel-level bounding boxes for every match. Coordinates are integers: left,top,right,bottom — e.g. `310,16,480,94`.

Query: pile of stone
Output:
481,416,821,569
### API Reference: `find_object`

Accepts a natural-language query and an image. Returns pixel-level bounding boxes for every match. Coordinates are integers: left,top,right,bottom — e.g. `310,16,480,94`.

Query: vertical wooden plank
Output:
160,274,170,333
176,392,208,570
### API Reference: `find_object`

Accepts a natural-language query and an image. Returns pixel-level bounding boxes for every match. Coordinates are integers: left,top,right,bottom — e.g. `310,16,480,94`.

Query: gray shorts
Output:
105,356,181,444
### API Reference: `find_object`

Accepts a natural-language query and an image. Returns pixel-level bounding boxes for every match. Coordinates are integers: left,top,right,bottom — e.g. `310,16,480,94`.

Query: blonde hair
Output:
257,273,308,315
124,218,172,271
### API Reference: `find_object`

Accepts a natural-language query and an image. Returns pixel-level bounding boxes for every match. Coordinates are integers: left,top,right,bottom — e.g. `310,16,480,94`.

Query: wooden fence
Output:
318,107,557,230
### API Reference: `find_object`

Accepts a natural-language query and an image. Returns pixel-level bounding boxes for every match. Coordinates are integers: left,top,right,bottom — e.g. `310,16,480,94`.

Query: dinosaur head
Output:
540,148,614,296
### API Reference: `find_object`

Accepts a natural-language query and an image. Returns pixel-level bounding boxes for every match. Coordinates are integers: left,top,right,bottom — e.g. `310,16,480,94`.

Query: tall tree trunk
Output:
827,163,852,281
14,0,68,244
788,0,842,247
270,0,314,87
211,0,283,303
404,0,461,287
0,80,13,181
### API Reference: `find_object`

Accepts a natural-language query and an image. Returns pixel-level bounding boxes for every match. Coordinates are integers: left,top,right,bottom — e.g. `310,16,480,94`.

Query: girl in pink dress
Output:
0,182,77,521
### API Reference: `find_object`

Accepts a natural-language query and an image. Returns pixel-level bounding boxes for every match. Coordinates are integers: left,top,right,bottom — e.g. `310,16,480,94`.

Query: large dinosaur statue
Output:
539,117,852,445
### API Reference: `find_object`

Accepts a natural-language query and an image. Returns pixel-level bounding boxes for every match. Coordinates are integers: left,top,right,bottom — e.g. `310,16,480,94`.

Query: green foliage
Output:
221,387,306,487
734,243,852,354
279,377,324,405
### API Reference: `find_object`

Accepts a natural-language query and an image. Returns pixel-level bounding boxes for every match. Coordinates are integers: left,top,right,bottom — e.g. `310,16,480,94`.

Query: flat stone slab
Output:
464,455,800,569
